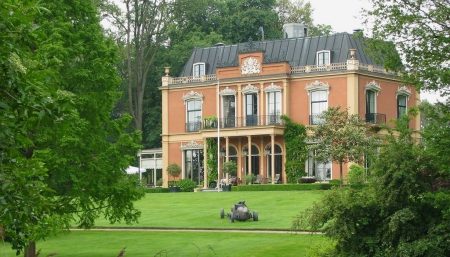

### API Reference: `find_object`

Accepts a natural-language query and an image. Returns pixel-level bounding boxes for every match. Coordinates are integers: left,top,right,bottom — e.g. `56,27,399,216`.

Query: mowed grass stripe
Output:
93,191,325,229
0,231,329,257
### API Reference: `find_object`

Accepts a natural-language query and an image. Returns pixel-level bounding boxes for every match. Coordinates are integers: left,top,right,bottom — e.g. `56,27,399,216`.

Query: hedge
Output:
233,183,331,191
144,187,170,193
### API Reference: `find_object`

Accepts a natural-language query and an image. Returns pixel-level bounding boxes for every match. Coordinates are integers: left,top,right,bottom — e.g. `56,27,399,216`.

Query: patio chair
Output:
254,174,263,184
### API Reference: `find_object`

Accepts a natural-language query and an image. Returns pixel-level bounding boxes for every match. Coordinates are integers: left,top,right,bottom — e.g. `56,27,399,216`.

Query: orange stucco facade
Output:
160,50,419,188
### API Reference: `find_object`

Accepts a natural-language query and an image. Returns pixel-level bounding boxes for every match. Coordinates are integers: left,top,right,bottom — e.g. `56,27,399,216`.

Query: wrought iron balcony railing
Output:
185,121,202,132
201,115,283,130
365,113,386,125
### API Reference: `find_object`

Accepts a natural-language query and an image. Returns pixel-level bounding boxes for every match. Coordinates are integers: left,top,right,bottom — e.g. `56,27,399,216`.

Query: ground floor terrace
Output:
162,128,337,188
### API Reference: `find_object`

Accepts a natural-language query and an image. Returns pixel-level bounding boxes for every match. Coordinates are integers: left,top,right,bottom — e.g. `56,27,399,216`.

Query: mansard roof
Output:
179,32,376,77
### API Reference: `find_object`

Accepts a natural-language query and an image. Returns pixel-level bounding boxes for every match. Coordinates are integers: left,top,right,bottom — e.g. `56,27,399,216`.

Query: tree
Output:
293,112,450,257
101,0,171,131
367,0,450,95
0,1,144,256
276,0,332,36
281,116,308,183
309,108,374,186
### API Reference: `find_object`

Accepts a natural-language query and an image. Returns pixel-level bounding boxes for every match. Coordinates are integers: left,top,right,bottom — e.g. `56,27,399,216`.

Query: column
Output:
225,136,229,162
283,79,289,117
203,139,208,189
271,134,275,184
259,136,264,177
346,74,359,115
260,83,265,125
247,136,252,175
237,84,242,127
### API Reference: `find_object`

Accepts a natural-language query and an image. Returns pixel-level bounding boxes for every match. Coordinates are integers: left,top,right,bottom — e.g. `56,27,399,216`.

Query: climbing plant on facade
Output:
281,115,308,183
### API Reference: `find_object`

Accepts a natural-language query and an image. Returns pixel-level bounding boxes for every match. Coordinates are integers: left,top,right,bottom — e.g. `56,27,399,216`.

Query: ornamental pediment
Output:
264,82,282,92
182,91,203,101
397,85,411,96
242,84,259,94
220,87,236,96
181,141,203,150
305,80,330,93
365,81,381,92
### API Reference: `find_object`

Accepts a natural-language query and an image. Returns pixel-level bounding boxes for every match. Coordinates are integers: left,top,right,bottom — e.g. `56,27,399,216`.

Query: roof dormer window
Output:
316,50,330,66
193,62,205,78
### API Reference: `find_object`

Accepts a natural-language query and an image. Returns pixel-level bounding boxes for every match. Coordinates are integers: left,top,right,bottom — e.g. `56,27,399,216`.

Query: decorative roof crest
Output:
241,57,261,75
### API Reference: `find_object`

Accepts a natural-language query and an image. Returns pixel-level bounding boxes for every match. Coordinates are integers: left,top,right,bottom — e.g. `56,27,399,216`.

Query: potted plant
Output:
167,163,181,192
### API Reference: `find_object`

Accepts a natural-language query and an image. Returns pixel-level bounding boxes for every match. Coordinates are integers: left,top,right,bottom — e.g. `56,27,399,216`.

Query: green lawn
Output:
0,231,329,257
93,191,325,229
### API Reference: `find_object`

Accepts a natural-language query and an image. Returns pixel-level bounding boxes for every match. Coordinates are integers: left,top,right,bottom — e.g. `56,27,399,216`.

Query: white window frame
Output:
193,62,205,78
185,99,202,132
309,90,329,125
316,50,331,66
264,83,282,125
305,81,330,125
397,94,408,118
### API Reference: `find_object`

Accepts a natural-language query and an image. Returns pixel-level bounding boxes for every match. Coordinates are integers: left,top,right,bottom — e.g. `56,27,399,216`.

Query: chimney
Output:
283,23,308,39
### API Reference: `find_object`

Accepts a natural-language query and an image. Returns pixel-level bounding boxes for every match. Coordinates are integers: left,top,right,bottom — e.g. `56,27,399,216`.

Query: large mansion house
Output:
160,25,420,188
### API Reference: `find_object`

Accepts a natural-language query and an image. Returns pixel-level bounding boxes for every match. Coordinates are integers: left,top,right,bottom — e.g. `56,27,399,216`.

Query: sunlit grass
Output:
93,191,325,229
0,231,329,257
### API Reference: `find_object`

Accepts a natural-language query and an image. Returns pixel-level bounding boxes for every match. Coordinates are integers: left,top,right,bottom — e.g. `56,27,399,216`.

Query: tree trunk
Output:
24,241,36,257
339,162,343,187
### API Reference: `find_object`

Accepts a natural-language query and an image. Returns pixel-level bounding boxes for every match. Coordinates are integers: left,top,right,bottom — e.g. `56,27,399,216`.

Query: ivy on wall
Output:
281,115,308,183
206,138,218,184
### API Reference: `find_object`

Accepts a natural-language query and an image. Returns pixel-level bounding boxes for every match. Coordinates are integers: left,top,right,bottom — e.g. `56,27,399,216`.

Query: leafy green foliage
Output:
0,0,144,254
222,161,237,176
367,0,450,95
293,111,450,256
281,115,308,183
166,163,182,177
206,138,218,183
348,164,365,186
309,108,374,185
234,184,331,191
177,179,197,192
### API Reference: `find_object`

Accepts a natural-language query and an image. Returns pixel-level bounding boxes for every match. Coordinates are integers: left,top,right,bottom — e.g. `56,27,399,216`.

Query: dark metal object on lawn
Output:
220,201,259,222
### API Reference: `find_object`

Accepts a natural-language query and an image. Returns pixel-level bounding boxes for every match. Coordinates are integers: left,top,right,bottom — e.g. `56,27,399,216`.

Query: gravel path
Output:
71,227,321,235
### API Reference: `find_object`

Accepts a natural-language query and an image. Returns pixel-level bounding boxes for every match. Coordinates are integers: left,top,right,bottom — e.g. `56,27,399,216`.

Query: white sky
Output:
309,0,445,103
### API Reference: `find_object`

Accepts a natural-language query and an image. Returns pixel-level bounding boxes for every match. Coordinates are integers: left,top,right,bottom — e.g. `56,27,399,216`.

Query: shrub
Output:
244,174,255,184
177,179,196,192
299,177,317,183
145,187,169,193
348,164,365,186
233,184,331,191
329,179,341,187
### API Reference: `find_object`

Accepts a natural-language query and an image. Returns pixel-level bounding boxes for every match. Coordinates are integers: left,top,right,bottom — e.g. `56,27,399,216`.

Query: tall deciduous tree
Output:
309,108,374,185
276,0,333,36
101,0,171,131
367,0,450,95
0,1,144,256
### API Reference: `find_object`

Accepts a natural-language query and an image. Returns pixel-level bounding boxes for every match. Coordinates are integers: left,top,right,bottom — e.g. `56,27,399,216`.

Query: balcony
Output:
202,115,283,130
185,121,202,132
365,113,386,125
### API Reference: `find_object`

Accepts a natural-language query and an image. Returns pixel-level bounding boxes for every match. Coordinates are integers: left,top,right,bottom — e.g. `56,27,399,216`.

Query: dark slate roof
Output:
179,32,375,77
